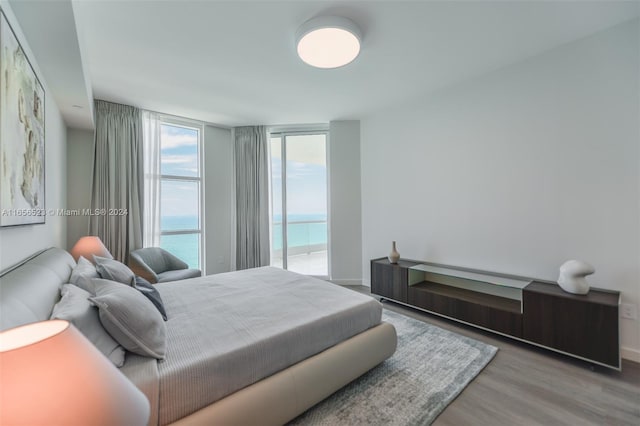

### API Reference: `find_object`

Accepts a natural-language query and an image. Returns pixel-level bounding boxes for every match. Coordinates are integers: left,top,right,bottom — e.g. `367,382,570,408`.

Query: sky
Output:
160,124,200,220
270,134,327,220
161,124,199,177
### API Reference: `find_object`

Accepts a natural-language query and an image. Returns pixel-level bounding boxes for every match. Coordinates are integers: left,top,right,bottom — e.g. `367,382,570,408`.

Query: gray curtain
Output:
235,126,270,269
89,100,143,263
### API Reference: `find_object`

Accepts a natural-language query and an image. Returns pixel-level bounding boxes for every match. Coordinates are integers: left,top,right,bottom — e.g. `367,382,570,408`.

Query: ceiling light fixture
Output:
296,16,362,69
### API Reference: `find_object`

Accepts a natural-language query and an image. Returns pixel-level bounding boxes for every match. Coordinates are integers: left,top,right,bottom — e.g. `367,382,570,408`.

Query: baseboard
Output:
621,346,640,363
330,279,362,286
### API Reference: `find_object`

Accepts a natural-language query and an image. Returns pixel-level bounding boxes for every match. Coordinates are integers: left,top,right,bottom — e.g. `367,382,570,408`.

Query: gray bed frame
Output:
0,248,397,425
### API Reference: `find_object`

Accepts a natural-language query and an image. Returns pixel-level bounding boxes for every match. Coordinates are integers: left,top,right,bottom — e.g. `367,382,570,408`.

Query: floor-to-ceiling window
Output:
159,120,203,269
270,130,329,276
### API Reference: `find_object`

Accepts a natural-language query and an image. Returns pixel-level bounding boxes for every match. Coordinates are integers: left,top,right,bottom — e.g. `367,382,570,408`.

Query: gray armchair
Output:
129,247,201,284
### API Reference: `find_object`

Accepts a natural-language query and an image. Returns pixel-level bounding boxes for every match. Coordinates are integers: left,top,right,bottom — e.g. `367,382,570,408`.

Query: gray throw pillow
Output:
135,276,168,321
69,256,100,294
94,256,135,286
51,284,126,367
90,278,166,359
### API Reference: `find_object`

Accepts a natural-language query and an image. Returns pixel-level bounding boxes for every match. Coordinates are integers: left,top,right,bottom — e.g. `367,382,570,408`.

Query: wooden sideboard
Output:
371,257,621,370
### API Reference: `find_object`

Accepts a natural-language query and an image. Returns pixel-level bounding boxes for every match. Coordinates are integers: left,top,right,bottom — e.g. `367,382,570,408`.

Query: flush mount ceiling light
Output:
296,16,362,69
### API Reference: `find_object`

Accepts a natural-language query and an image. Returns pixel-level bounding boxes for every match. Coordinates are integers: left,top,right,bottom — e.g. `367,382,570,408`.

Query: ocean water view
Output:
271,213,327,250
160,216,200,269
160,214,328,270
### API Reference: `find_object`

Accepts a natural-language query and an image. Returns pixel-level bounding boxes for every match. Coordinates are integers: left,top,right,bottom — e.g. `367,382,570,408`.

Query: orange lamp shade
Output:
0,320,149,426
70,236,113,262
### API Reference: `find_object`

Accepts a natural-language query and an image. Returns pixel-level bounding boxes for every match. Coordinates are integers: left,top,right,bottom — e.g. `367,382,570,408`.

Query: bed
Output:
0,248,397,425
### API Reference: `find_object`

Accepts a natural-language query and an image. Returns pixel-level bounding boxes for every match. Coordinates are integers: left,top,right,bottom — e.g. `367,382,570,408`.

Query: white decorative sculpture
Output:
558,260,595,295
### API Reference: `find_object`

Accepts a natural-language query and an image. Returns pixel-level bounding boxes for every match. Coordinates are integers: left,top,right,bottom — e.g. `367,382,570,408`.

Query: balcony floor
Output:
271,250,328,276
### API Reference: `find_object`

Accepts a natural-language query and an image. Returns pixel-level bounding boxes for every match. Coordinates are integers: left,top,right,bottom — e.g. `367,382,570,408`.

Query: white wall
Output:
329,120,362,284
66,128,94,250
361,20,640,358
0,2,67,270
204,125,234,274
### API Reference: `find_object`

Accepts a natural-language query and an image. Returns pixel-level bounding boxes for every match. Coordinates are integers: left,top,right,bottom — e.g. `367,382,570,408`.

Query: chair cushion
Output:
132,248,174,274
157,269,202,283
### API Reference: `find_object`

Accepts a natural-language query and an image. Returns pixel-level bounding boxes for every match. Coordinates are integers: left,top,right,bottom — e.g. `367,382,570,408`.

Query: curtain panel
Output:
90,100,144,263
141,110,161,248
234,126,270,269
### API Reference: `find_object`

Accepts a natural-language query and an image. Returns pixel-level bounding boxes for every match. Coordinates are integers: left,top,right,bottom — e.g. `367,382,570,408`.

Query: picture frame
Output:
0,7,46,227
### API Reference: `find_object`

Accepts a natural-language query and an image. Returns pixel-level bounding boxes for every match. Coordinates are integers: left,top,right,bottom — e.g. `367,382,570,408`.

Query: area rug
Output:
289,310,498,425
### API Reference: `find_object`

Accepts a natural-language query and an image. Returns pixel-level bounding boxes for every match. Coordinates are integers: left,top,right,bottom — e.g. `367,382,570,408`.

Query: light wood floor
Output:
346,286,640,426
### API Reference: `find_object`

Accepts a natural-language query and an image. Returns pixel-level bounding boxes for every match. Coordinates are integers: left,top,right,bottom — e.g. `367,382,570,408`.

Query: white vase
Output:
388,241,400,264
558,260,594,295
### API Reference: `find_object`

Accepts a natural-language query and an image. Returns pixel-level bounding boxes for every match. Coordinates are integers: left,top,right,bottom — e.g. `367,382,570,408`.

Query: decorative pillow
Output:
94,256,135,286
69,256,100,294
90,278,166,359
51,284,126,367
135,276,168,321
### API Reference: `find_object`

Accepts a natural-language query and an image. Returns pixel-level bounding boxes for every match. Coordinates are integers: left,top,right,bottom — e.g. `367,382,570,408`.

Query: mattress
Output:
145,267,381,425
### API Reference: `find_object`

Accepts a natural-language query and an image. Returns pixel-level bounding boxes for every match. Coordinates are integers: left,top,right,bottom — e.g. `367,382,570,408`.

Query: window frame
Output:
158,116,205,272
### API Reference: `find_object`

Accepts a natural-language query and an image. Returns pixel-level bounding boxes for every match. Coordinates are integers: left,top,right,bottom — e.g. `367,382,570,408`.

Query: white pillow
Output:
69,256,100,294
51,284,126,366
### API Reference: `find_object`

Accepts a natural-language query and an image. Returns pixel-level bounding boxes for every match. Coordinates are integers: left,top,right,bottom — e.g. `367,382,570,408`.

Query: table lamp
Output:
70,236,113,262
0,320,149,426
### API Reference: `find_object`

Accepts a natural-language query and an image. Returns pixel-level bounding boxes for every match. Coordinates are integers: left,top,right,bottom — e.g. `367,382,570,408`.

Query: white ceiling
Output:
10,1,640,128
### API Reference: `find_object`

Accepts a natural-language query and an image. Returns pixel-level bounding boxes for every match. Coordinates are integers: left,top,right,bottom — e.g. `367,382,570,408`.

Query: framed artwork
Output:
0,8,45,227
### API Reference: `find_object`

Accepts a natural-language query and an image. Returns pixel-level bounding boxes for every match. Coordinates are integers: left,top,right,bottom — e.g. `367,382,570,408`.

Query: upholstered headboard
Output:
0,248,75,331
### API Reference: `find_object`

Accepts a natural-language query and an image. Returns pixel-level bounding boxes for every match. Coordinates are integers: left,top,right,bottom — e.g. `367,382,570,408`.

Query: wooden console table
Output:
371,257,621,370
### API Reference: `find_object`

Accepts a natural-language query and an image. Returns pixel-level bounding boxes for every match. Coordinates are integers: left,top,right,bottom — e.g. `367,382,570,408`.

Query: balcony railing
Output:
272,219,327,253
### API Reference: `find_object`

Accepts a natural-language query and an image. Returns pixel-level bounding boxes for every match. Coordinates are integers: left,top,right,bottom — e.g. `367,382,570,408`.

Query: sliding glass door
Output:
270,131,328,277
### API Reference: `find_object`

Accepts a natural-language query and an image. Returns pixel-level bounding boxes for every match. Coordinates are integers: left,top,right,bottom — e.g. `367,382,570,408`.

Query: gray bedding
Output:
124,267,382,425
